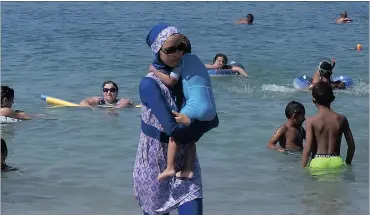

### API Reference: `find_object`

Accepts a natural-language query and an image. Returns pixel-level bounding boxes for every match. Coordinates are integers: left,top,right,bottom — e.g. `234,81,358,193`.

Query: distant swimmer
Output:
336,11,352,24
308,59,346,90
267,101,306,153
302,82,355,168
1,85,35,121
80,81,133,108
237,13,254,24
205,53,248,76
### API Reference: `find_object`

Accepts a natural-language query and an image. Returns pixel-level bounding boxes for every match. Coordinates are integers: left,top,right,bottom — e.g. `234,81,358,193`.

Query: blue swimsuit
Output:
170,53,217,122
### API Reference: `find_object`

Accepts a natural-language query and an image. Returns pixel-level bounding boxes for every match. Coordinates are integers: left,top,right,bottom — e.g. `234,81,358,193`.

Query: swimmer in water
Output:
267,101,306,153
80,81,133,108
1,86,34,120
302,82,355,168
237,13,254,24
205,53,248,76
336,11,352,24
308,59,346,90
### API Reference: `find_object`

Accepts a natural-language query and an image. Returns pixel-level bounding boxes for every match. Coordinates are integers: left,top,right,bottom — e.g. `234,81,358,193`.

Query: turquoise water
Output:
1,2,369,215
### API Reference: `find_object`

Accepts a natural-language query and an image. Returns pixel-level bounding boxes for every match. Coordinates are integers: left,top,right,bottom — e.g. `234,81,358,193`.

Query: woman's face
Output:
215,56,226,66
159,34,184,67
102,83,118,103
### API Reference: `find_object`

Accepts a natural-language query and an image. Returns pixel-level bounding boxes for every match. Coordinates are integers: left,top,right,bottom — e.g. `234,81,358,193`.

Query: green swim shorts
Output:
309,154,346,169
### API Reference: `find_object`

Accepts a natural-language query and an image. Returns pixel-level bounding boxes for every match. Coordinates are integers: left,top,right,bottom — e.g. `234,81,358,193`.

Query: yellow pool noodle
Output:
41,95,80,107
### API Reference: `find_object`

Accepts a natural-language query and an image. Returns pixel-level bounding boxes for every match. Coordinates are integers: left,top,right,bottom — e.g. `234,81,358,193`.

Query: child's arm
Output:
343,116,355,165
149,65,178,87
1,108,32,120
302,119,313,168
267,125,287,153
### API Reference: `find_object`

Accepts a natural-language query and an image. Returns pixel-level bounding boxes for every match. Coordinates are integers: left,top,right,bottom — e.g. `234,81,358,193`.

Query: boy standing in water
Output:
267,101,306,153
302,82,355,168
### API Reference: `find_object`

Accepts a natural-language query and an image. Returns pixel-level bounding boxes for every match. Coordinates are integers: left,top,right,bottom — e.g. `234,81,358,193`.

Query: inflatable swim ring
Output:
1,116,21,124
207,61,244,76
293,75,354,90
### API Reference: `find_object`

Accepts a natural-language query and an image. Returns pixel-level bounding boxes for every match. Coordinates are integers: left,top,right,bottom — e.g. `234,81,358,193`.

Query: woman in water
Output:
80,81,133,108
133,23,218,215
1,85,34,121
205,53,248,76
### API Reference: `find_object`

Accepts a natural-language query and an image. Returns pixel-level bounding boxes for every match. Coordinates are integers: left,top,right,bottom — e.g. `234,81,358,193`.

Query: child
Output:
1,85,33,120
267,101,306,153
302,82,355,168
149,33,218,181
309,59,346,90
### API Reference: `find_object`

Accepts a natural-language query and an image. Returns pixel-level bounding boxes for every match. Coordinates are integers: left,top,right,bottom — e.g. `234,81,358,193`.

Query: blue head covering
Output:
146,24,179,72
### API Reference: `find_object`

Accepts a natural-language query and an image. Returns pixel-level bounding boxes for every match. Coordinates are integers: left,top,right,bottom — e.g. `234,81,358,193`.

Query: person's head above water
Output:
246,13,254,24
1,86,14,108
340,11,348,18
312,82,335,107
285,101,305,124
318,60,335,79
213,53,228,66
101,81,119,104
146,24,187,69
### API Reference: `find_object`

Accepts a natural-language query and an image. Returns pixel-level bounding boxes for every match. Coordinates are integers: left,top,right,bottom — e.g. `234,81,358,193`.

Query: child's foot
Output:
175,170,194,179
157,168,176,181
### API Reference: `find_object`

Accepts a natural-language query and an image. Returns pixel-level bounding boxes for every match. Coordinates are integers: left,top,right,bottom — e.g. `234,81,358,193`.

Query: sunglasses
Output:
103,88,117,93
160,42,187,55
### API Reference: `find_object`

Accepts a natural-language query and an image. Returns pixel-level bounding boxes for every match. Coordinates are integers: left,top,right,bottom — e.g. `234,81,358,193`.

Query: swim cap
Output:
318,61,335,78
146,24,179,54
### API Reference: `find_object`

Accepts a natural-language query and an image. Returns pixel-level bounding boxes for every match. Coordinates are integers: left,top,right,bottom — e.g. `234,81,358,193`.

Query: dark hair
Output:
1,86,14,101
312,82,335,106
179,34,191,54
285,101,305,119
246,13,254,22
213,53,228,64
101,81,119,92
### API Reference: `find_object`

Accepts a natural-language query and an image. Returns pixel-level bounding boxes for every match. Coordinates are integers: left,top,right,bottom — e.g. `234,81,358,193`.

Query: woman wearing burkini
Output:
133,24,219,215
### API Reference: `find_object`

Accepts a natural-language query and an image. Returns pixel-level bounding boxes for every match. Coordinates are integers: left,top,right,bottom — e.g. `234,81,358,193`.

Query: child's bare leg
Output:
157,137,177,181
176,142,195,179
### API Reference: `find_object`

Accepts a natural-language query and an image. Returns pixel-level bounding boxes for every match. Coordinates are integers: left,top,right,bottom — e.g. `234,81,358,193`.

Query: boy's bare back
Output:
306,109,347,156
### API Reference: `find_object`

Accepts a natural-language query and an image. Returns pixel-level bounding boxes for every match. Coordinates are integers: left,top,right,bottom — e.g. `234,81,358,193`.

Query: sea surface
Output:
1,2,369,215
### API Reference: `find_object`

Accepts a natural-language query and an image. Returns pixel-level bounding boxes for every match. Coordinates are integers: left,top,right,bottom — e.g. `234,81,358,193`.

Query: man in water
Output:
237,13,254,24
267,101,306,153
302,82,355,168
308,59,346,90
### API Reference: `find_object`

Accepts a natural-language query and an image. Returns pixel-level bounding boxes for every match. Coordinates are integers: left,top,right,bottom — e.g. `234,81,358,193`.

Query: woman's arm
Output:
1,108,32,120
80,97,100,107
115,98,134,108
139,77,194,143
231,66,248,76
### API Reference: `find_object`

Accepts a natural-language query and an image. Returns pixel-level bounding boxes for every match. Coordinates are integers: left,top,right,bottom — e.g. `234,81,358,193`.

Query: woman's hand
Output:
172,110,190,126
